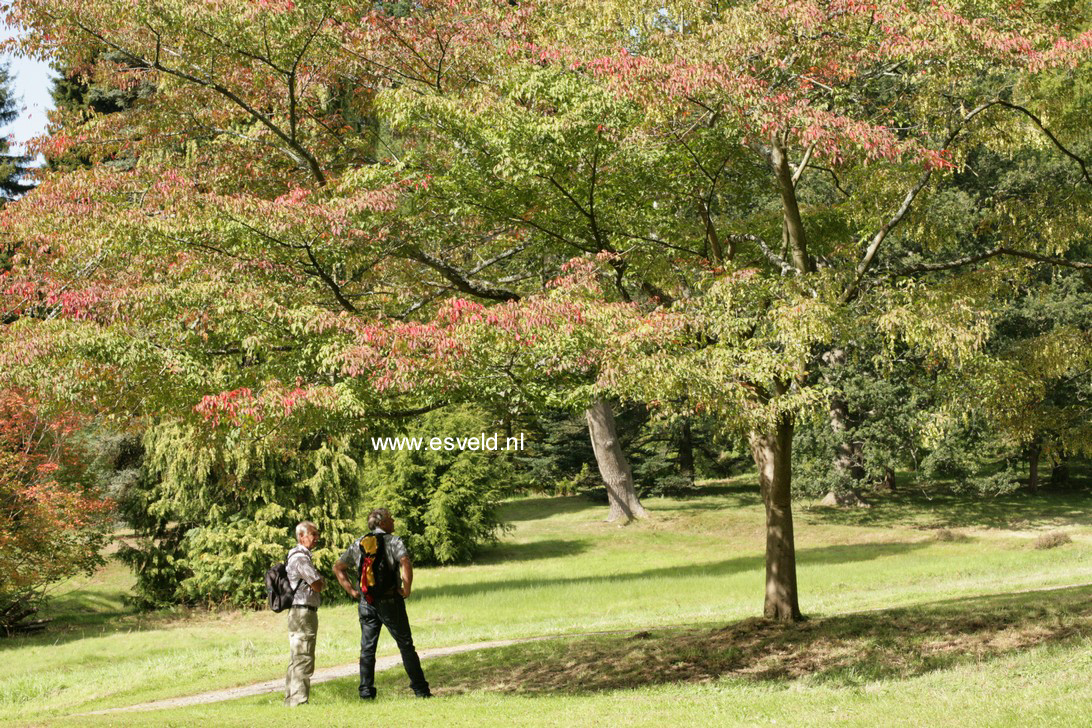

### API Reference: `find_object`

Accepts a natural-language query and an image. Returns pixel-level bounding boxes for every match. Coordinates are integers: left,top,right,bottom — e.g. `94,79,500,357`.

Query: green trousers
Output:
285,607,319,706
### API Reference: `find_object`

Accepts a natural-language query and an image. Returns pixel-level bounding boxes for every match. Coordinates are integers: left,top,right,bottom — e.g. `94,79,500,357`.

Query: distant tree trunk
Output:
674,418,695,484
749,412,802,622
0,595,48,636
586,400,647,522
1049,451,1069,488
876,466,897,493
1028,439,1042,489
830,396,866,480
823,348,867,504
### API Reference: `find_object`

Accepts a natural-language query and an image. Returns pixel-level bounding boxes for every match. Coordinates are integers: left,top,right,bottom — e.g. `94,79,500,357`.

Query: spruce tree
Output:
0,63,33,200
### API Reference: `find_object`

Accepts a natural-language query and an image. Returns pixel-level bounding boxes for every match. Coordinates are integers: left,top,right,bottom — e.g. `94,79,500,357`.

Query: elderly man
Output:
285,520,325,706
333,508,431,700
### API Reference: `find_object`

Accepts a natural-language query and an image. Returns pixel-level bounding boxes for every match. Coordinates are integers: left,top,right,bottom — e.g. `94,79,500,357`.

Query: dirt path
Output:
78,581,1091,716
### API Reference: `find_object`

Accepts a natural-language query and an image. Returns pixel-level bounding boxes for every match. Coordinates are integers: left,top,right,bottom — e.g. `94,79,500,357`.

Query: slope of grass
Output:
4,478,1091,726
69,585,1092,727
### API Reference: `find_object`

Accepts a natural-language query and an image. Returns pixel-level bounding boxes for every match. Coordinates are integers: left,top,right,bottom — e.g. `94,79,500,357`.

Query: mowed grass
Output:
67,585,1092,728
4,477,1091,726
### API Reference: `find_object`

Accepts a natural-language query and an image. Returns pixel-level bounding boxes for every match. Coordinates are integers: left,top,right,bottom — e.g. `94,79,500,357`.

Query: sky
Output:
1,22,57,160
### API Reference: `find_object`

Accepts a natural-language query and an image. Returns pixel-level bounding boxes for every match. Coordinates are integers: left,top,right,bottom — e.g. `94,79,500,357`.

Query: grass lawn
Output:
3,477,1090,726
68,586,1092,728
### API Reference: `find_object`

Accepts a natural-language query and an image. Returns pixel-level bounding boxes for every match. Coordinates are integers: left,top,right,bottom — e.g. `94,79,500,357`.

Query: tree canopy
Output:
2,0,1089,617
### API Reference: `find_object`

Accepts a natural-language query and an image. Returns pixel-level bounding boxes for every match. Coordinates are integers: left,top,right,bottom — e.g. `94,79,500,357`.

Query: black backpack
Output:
265,548,303,612
358,532,399,603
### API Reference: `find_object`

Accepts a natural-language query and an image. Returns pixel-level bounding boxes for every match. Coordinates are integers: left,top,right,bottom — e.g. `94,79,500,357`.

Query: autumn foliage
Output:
0,0,1088,615
0,391,112,634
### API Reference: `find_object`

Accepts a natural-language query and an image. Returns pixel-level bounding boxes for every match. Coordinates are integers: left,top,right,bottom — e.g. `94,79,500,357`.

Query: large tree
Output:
2,0,1089,619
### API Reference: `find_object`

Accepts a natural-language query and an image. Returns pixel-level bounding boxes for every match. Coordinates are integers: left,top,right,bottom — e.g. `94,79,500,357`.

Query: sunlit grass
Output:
4,477,1090,726
66,628,1092,728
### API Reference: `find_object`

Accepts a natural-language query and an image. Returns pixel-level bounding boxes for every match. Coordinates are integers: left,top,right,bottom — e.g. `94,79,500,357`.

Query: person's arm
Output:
399,556,413,599
297,555,325,593
333,560,360,599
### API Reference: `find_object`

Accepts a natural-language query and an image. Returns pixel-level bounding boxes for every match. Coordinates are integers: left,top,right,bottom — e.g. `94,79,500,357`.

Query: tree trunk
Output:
876,466,897,493
829,394,866,479
586,400,648,522
674,418,695,485
749,413,803,622
0,597,48,637
823,348,867,503
1049,451,1069,488
1028,439,1041,489
769,135,813,274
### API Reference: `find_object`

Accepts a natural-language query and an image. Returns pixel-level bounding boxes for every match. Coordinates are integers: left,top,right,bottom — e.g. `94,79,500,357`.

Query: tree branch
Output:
841,101,995,303
303,244,359,313
403,248,521,302
792,141,818,187
892,247,1092,276
67,18,327,186
994,100,1092,186
735,233,795,275
765,135,812,273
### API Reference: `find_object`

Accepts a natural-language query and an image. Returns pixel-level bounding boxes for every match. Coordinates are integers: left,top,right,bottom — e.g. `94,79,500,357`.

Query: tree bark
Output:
769,136,813,274
749,413,803,622
586,400,648,522
877,466,897,492
1049,451,1069,488
829,394,866,480
823,348,867,503
1028,439,1041,489
674,418,695,485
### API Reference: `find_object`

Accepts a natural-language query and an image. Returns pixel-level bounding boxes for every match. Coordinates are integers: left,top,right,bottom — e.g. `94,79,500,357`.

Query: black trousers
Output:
358,595,430,697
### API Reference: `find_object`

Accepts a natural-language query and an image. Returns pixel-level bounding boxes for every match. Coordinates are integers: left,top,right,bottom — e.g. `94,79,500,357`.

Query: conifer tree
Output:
0,63,32,201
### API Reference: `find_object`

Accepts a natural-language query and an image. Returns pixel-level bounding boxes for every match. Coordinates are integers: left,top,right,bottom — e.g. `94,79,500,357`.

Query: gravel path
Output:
78,634,562,716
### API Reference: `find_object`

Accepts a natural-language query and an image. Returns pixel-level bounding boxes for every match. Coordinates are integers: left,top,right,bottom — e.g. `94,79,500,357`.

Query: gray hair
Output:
367,508,391,530
295,521,319,540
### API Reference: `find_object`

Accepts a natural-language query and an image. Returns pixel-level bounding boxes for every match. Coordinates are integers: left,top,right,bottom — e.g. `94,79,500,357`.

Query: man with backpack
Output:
284,521,325,706
333,508,432,700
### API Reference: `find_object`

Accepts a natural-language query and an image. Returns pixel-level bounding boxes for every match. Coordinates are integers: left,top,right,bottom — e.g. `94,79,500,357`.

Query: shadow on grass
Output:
500,483,762,523
399,584,1092,696
0,571,210,652
41,589,130,624
500,495,600,522
805,486,1092,530
654,483,763,510
417,541,931,600
0,612,161,654
0,559,146,651
474,539,590,564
